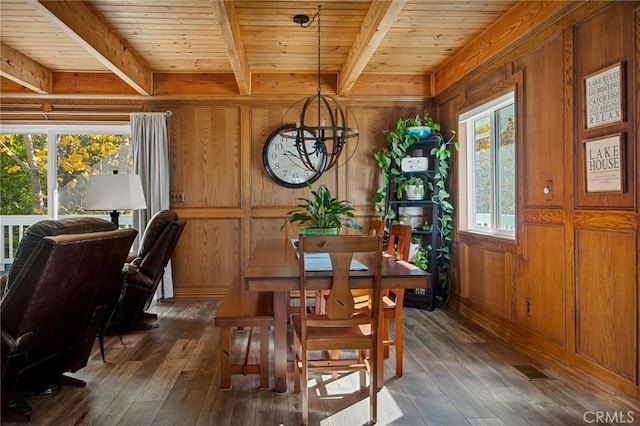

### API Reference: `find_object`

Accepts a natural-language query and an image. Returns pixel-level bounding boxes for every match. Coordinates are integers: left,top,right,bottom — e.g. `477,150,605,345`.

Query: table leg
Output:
273,290,288,393
377,300,384,389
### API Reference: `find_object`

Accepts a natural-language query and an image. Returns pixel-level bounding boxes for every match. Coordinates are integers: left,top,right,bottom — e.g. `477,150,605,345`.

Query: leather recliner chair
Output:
1,217,137,422
115,210,186,331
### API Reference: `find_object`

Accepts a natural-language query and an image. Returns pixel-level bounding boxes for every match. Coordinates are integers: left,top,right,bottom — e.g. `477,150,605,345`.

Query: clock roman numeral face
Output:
262,125,326,188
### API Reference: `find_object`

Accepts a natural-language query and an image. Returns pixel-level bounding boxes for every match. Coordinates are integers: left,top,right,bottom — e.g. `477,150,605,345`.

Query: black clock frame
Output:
262,124,326,188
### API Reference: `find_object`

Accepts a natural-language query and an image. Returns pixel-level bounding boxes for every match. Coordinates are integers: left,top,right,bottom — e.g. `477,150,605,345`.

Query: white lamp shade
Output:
84,173,147,211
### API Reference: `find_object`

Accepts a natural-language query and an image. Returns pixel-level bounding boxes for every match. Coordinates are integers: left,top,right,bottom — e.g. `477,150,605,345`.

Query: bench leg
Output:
220,326,232,391
219,323,272,390
259,323,270,389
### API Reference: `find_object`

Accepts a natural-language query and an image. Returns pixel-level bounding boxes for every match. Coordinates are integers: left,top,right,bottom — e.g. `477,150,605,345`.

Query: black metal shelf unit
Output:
384,134,443,311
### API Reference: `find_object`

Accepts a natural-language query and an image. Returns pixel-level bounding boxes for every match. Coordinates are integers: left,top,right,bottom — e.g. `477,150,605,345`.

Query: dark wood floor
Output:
4,299,636,425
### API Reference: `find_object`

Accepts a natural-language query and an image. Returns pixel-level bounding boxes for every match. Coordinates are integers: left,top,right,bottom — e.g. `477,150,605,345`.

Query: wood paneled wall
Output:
437,1,639,402
163,100,431,298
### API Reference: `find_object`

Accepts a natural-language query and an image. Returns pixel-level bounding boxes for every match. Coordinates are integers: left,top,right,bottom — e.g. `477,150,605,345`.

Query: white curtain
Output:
131,112,173,299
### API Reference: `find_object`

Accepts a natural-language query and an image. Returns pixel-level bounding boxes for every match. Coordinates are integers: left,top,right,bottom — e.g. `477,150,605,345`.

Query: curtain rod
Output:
0,110,173,119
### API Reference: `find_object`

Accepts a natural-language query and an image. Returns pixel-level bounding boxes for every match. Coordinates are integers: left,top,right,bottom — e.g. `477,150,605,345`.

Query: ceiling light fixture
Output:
280,5,359,174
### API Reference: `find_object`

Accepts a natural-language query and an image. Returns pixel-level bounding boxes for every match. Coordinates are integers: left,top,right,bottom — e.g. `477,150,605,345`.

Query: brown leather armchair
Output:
1,218,137,422
115,210,186,331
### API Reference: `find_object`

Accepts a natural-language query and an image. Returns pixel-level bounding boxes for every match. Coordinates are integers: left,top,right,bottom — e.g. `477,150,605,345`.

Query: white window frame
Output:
0,123,130,219
458,91,516,239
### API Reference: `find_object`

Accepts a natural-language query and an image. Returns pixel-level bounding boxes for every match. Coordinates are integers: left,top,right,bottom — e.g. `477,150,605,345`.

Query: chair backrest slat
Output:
298,234,383,329
368,219,385,236
387,223,412,260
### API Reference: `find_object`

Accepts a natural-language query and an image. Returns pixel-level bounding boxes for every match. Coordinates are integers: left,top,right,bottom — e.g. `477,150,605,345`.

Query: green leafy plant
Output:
396,174,428,200
412,238,431,271
282,183,363,231
373,113,440,217
430,133,459,306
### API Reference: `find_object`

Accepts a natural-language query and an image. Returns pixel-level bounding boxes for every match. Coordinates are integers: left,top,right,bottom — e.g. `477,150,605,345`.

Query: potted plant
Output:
405,113,440,140
397,174,427,200
282,183,363,235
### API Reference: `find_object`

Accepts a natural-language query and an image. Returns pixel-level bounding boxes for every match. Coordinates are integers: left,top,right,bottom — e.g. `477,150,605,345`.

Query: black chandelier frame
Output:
279,5,359,174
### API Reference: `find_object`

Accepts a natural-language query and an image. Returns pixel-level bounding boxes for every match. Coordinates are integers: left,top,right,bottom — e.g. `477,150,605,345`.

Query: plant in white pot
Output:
397,174,427,200
282,183,363,235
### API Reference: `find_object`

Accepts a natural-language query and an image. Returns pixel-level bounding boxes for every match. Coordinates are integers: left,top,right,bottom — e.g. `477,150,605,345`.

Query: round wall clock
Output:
262,125,326,188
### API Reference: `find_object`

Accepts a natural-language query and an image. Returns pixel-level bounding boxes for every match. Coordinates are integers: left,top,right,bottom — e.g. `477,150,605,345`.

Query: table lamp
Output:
84,171,147,228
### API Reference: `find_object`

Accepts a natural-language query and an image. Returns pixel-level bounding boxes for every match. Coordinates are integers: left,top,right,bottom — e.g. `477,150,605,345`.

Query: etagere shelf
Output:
384,134,444,311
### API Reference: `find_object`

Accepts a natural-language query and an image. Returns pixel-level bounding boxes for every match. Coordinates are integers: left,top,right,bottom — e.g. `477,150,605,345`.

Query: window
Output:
458,92,516,239
1,124,131,272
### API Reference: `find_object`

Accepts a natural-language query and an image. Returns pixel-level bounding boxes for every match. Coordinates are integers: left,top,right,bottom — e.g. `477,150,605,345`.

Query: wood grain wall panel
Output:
576,228,636,380
171,218,241,299
514,34,565,209
461,243,507,316
574,2,636,210
437,1,639,401
250,218,290,251
514,223,565,346
248,104,428,212
464,66,508,104
346,105,427,210
249,105,338,209
169,106,241,208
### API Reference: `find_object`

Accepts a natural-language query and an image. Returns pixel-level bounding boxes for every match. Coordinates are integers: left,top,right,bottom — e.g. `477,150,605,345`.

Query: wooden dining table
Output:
244,238,431,393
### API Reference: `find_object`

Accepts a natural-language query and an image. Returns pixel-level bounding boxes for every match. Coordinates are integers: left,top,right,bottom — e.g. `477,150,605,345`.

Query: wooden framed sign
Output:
583,134,625,193
584,63,624,129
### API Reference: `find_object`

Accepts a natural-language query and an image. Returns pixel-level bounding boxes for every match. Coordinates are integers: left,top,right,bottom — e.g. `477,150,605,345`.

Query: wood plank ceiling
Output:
0,0,518,96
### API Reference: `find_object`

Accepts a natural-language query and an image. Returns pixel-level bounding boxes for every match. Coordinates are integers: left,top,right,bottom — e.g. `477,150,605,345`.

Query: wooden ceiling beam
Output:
0,42,51,94
210,0,251,96
28,0,152,96
338,0,406,96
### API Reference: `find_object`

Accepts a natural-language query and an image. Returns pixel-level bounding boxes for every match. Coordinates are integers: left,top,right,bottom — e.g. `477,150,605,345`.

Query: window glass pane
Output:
56,133,133,217
473,117,491,229
496,104,516,231
459,91,515,239
1,132,48,272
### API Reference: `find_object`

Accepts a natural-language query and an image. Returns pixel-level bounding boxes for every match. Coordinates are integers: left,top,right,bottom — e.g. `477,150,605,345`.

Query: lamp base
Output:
109,210,120,228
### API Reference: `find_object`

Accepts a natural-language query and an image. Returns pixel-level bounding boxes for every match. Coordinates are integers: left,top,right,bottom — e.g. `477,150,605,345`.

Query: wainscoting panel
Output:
514,223,566,346
575,227,636,380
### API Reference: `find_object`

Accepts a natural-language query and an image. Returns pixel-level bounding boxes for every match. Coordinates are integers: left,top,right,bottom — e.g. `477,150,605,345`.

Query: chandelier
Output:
280,5,359,174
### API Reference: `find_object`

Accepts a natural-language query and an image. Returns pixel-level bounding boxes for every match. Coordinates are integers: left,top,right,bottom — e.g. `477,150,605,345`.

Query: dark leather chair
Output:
115,210,186,331
1,217,118,296
1,218,137,422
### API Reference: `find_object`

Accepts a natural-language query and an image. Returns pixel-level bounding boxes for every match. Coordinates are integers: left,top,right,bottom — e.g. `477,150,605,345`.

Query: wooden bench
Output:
214,278,274,390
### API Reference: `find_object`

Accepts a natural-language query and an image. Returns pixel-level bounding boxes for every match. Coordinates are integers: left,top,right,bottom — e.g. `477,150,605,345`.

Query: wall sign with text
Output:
583,134,625,193
584,63,624,129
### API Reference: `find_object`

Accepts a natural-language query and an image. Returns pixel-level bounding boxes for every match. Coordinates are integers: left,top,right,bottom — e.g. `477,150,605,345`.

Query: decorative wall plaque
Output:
583,134,624,193
585,63,624,129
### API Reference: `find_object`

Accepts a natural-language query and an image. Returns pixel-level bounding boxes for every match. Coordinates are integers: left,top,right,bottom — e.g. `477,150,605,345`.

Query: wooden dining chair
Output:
382,223,412,378
343,222,411,379
284,221,315,317
368,218,385,236
292,234,383,425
